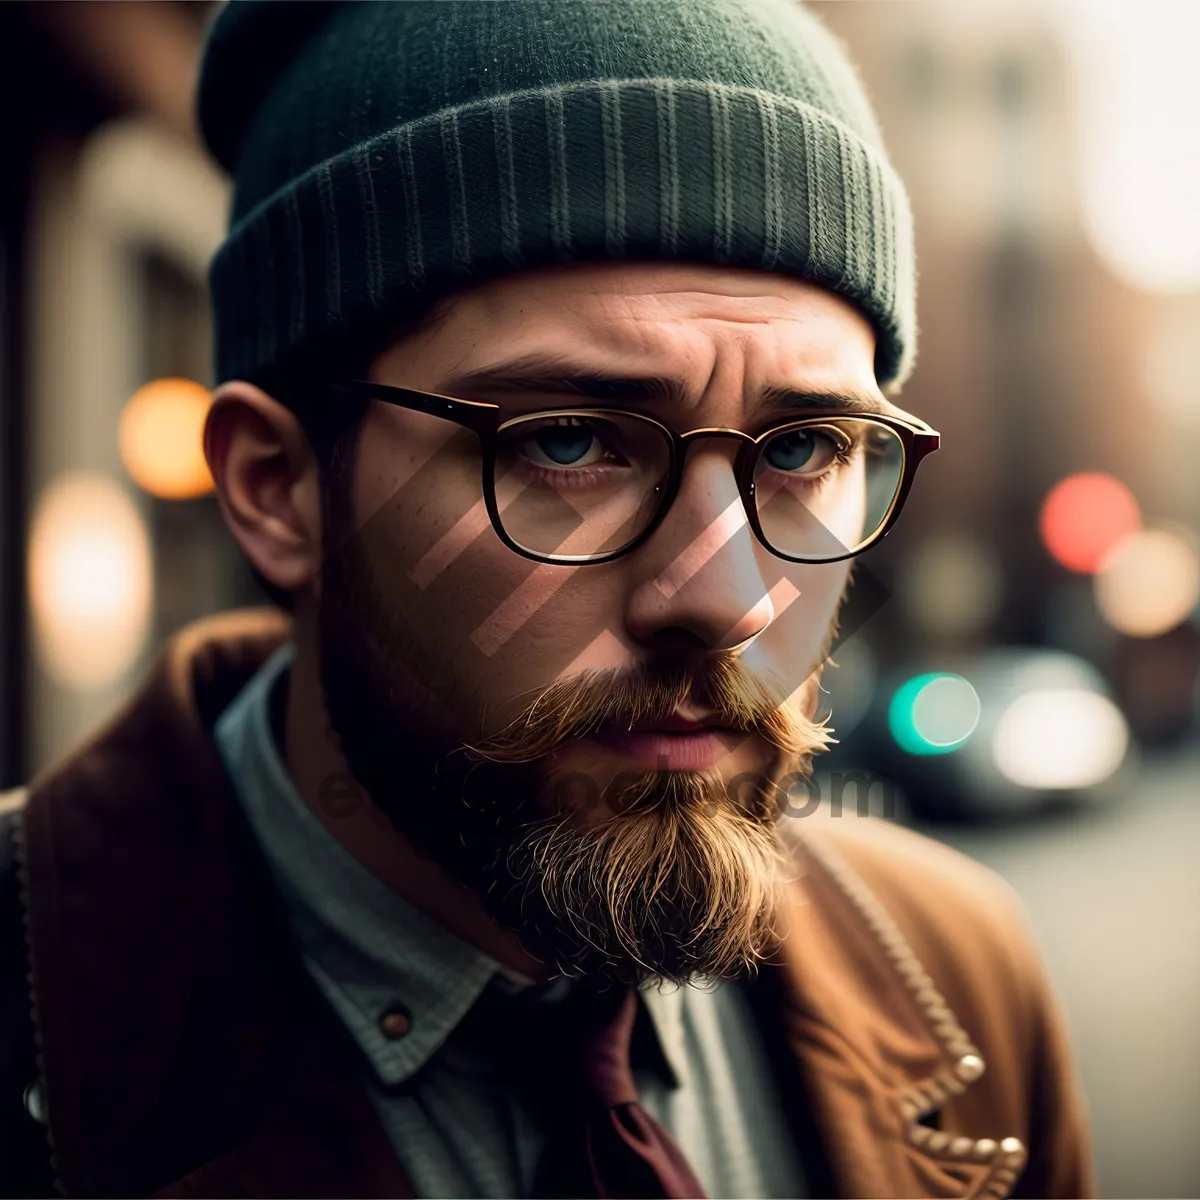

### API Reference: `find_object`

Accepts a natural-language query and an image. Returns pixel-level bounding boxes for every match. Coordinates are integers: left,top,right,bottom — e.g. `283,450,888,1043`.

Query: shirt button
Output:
379,1004,413,1040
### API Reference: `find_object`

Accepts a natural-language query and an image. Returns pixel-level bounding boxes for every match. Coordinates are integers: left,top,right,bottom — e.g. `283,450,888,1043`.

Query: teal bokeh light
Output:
888,672,980,756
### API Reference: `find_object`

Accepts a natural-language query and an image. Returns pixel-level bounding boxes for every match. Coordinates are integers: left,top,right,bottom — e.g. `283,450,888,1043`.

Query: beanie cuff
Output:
209,78,915,391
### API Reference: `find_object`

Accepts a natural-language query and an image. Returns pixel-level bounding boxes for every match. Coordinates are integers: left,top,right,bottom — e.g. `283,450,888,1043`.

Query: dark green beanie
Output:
196,0,916,393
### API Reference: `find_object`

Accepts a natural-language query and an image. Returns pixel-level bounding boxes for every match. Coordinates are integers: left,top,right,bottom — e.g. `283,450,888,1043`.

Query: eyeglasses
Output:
333,380,940,567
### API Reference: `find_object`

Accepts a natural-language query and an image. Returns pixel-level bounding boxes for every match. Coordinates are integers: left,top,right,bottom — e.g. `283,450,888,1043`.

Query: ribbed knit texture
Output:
197,0,916,392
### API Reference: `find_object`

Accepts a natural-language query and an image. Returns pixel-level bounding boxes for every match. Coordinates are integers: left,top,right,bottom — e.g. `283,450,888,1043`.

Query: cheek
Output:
470,571,628,731
742,559,849,695
351,413,468,533
349,431,627,735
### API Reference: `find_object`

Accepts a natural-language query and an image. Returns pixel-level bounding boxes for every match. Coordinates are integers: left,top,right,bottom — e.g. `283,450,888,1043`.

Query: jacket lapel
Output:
772,823,1018,1199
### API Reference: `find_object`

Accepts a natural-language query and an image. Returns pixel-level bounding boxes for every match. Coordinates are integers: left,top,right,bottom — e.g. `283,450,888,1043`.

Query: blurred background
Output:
0,1,1197,1194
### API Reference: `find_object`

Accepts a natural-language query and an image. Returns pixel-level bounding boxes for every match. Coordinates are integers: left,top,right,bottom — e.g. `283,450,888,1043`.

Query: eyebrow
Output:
438,353,885,415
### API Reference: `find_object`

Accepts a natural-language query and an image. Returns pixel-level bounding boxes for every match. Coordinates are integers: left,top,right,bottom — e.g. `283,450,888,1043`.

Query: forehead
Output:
393,261,879,389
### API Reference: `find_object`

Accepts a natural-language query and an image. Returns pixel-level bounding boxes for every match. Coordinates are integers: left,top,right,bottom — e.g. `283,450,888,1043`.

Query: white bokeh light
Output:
993,688,1129,789
28,473,153,690
1049,0,1200,293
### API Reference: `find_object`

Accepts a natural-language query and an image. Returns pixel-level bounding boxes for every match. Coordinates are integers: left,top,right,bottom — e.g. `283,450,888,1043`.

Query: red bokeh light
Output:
1039,473,1141,574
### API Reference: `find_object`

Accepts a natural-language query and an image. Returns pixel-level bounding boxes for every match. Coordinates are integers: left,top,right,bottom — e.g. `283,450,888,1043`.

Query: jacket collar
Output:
18,609,1014,1199
770,828,1024,1199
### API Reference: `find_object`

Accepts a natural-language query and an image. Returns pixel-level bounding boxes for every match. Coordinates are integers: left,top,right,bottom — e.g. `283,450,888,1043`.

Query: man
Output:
0,2,1094,1197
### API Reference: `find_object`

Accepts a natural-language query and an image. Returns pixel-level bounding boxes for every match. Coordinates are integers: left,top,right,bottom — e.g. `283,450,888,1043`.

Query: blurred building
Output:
0,1,262,781
817,0,1200,741
816,6,1200,1194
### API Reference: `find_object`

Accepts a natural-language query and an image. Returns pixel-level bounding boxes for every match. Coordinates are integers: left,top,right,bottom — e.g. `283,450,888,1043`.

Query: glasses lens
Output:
754,419,905,560
493,410,671,560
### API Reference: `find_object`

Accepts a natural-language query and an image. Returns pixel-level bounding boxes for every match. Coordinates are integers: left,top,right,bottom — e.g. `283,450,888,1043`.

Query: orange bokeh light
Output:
119,378,214,500
1039,472,1141,574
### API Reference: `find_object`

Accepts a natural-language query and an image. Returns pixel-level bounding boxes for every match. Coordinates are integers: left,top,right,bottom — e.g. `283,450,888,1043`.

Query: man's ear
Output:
204,381,324,593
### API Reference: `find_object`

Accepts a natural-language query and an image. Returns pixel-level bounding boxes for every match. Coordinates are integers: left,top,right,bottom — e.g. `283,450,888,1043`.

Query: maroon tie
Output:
534,987,708,1200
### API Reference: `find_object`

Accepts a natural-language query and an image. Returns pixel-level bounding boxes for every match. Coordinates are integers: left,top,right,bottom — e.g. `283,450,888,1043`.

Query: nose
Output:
624,446,784,657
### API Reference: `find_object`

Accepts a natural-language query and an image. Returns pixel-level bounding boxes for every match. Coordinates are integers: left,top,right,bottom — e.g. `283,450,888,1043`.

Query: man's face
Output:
316,261,888,985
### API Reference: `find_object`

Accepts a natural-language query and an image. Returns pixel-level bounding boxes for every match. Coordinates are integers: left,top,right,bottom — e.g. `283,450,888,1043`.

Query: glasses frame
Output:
333,379,941,566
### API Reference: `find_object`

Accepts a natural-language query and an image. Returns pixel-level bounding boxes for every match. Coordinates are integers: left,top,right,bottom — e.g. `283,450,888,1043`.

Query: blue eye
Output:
519,418,612,470
764,430,826,472
533,424,596,465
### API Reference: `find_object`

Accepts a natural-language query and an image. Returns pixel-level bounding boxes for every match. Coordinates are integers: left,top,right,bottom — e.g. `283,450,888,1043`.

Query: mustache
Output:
467,656,833,764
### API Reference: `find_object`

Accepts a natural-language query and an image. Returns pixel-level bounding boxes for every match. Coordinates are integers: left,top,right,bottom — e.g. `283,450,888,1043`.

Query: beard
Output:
316,501,837,989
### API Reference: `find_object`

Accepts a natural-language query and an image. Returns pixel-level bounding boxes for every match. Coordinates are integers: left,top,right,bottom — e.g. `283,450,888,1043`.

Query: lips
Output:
588,713,744,770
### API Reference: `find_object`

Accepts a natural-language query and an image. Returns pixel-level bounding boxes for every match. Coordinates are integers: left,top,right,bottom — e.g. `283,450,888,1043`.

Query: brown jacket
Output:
0,610,1094,1199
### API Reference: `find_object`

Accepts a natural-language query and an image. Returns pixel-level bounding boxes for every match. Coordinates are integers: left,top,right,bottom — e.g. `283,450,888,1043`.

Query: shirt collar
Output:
214,642,688,1091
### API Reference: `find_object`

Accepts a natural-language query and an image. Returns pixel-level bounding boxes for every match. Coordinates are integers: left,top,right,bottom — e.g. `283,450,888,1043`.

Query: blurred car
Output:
815,646,1137,823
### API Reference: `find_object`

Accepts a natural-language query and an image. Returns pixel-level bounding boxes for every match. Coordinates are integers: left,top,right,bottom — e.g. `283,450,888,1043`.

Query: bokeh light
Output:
28,473,153,690
1144,307,1200,427
1039,472,1141,574
889,672,981,756
119,377,214,500
1094,528,1200,638
897,532,1003,639
1051,0,1200,293
993,688,1129,790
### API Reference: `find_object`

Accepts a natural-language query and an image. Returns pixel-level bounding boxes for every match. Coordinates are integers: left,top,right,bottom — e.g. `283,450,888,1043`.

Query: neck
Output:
282,611,550,981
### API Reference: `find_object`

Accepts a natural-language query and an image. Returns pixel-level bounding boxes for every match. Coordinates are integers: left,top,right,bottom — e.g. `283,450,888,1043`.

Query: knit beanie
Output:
196,0,916,395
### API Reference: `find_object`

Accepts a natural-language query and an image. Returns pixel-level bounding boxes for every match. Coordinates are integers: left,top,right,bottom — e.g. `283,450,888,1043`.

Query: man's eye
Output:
522,420,607,468
762,428,843,475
